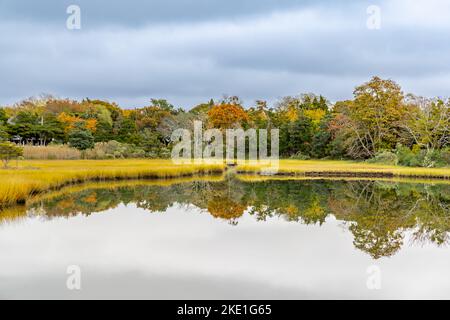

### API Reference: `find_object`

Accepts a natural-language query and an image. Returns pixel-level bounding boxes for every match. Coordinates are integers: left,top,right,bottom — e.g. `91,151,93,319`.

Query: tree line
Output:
0,76,449,166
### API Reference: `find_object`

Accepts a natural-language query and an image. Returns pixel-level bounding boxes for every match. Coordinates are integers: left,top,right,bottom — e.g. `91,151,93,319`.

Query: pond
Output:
0,176,449,299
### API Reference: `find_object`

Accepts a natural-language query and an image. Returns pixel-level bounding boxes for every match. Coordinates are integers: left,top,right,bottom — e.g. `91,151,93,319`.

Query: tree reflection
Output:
1,177,448,259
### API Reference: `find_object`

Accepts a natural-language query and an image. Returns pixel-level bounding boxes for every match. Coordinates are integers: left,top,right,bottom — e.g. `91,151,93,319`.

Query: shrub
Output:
440,148,450,166
84,141,146,159
425,148,450,167
396,145,421,167
395,145,450,168
290,151,311,160
367,151,398,165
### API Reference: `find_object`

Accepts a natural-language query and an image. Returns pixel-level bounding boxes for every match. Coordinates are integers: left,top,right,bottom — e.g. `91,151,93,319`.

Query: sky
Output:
1,0,450,109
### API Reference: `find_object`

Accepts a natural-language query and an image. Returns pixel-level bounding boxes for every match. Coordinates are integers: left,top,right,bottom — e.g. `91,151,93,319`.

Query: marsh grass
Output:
0,160,224,207
237,160,450,178
0,205,27,225
0,176,227,224
1,159,450,209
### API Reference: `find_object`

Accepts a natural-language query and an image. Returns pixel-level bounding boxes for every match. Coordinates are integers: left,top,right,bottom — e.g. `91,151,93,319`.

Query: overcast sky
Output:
1,0,450,109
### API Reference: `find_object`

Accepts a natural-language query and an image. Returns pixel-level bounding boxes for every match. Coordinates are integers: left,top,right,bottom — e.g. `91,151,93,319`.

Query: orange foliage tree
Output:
207,103,250,129
207,197,247,220
57,112,97,133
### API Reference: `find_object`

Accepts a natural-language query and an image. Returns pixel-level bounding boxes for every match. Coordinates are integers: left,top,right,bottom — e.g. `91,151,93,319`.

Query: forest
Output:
1,76,449,167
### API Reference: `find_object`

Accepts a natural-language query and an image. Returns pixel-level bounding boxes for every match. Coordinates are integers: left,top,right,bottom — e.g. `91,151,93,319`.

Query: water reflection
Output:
1,176,449,260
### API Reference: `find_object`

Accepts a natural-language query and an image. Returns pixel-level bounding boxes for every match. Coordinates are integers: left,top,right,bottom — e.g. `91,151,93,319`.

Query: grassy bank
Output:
1,159,450,209
0,176,227,225
237,160,450,179
0,160,224,207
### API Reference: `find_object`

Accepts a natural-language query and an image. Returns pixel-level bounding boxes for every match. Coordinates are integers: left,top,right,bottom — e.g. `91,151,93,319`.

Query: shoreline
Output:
1,159,449,209
237,170,450,180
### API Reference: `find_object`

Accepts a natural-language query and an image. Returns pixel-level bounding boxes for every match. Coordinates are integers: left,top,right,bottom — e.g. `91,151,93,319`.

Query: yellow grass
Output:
1,159,450,209
237,174,450,185
237,159,450,178
0,160,224,207
0,176,227,225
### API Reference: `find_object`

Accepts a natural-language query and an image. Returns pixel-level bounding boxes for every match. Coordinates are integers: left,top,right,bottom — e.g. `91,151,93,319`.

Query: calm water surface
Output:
0,177,449,299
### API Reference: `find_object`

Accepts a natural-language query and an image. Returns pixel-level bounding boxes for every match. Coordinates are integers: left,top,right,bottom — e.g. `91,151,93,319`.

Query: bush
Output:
396,145,421,167
425,148,450,167
395,145,450,168
440,148,450,166
84,141,146,159
367,151,398,165
290,151,311,160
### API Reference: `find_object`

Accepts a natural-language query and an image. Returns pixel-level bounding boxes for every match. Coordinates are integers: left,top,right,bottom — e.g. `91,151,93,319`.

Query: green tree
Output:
0,108,8,123
330,77,408,159
311,115,333,158
189,99,214,116
278,116,314,156
94,120,114,142
403,95,449,153
7,111,37,141
350,77,407,156
0,125,9,142
289,116,314,156
139,129,166,157
35,114,65,144
0,142,23,168
68,125,95,150
115,115,138,144
150,99,175,112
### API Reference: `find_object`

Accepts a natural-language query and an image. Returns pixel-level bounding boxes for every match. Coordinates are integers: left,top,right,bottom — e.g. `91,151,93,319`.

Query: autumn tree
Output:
207,103,249,129
58,112,97,135
334,77,408,158
46,98,85,115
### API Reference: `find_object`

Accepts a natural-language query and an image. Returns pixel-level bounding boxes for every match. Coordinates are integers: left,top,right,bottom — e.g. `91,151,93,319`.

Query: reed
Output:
23,145,81,160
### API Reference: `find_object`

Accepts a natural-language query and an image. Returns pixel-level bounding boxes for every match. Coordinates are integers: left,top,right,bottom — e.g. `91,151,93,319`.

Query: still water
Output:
0,176,449,299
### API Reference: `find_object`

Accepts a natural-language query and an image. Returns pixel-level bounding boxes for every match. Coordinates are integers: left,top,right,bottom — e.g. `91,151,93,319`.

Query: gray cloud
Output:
0,0,321,26
1,0,450,108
